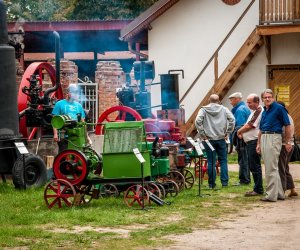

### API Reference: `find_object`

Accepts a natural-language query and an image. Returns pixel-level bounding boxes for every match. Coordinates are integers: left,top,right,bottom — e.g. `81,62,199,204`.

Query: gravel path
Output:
164,164,300,250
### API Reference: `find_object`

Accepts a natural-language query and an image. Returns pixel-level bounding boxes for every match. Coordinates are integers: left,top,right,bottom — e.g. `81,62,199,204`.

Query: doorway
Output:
268,65,300,139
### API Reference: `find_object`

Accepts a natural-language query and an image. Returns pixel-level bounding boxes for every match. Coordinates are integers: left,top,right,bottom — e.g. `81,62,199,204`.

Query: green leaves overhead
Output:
4,0,158,21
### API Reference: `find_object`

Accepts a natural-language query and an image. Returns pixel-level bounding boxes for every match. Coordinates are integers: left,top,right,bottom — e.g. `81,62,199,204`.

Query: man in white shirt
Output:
237,94,263,196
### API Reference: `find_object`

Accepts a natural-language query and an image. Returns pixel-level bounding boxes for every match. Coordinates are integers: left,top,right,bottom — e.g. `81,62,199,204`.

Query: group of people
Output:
195,89,298,202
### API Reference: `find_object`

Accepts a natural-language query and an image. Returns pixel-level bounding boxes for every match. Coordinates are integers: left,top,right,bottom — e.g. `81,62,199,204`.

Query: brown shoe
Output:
245,191,260,197
288,189,298,197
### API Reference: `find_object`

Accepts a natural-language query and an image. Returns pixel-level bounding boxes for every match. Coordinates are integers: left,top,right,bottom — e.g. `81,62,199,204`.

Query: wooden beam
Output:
256,24,300,35
214,52,218,83
263,36,271,64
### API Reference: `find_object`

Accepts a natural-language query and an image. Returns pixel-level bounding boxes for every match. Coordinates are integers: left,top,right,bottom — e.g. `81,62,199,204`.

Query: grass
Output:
0,161,264,250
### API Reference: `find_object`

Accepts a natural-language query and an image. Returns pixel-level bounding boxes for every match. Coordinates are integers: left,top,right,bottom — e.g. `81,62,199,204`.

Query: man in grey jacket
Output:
195,94,235,188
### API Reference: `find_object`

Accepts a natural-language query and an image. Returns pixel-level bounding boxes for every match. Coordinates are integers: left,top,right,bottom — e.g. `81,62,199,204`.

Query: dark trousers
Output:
246,139,263,194
58,139,68,153
236,137,250,184
278,145,295,191
203,139,229,188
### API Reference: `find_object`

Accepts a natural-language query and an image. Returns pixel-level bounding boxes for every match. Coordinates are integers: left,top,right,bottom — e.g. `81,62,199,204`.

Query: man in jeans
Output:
229,92,251,185
237,94,263,196
195,94,235,188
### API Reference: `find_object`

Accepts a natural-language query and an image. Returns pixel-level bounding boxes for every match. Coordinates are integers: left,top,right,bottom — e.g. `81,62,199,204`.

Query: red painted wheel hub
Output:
95,105,142,135
18,62,63,139
53,149,88,186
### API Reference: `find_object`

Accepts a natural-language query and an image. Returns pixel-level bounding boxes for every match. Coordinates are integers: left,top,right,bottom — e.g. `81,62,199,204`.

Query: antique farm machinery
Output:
44,116,184,209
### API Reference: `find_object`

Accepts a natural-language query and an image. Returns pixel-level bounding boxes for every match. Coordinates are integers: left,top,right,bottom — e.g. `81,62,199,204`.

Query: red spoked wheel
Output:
18,62,63,139
44,179,76,209
124,184,149,208
53,149,88,186
95,106,142,135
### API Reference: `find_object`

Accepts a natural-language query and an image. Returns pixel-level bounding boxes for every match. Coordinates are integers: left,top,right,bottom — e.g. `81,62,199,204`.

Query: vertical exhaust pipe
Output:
0,0,8,44
43,31,61,105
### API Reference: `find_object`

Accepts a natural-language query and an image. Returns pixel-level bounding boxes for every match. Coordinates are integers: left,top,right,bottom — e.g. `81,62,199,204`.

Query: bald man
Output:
195,94,235,189
237,94,263,196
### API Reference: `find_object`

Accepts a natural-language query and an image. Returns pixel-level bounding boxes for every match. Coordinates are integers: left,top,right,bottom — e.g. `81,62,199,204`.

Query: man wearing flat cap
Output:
229,92,251,185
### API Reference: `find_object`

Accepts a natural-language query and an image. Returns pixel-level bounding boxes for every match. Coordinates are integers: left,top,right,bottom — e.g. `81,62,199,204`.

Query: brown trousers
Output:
278,145,295,191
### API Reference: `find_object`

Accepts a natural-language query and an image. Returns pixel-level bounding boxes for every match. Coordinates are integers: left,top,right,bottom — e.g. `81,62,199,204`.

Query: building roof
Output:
120,0,179,42
8,20,131,32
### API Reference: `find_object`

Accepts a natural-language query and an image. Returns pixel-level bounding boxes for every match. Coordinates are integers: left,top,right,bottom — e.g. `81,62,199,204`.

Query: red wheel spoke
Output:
48,198,59,209
129,199,136,206
62,197,72,207
45,194,58,198
49,184,58,193
58,198,62,208
121,111,127,120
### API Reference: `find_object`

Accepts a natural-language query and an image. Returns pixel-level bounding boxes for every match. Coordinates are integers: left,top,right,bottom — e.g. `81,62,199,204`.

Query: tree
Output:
4,0,158,21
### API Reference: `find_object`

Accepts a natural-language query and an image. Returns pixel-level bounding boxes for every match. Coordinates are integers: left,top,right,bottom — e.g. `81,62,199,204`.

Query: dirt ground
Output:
165,164,300,250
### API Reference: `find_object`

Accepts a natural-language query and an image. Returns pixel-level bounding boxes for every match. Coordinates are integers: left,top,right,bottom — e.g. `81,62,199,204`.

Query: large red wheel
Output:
124,184,149,208
95,106,142,135
44,179,76,209
53,149,88,186
18,62,63,139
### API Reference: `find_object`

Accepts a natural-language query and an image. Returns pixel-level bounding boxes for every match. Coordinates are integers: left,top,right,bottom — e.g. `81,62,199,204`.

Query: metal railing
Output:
78,77,98,126
260,0,300,24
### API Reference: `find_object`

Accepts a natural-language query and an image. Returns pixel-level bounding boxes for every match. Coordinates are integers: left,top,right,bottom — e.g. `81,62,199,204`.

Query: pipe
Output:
43,31,61,105
128,41,148,60
0,0,8,44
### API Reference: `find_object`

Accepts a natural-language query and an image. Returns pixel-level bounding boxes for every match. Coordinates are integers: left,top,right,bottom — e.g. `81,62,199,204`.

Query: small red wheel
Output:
18,62,63,139
95,106,142,135
145,182,162,199
53,149,88,186
124,184,149,208
44,179,76,209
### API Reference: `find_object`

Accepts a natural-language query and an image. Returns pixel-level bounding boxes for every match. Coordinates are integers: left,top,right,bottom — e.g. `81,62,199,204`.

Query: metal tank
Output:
0,0,20,174
0,0,47,188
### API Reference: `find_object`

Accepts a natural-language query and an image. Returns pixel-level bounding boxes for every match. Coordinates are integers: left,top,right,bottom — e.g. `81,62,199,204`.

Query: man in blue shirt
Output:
52,84,87,152
256,89,292,202
229,92,251,185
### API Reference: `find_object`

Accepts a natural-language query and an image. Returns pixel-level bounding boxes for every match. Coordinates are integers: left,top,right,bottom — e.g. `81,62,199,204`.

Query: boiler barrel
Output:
0,0,20,173
0,0,19,139
160,74,179,110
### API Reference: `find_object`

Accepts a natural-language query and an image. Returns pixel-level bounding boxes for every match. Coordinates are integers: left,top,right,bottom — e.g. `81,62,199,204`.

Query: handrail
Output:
179,0,256,103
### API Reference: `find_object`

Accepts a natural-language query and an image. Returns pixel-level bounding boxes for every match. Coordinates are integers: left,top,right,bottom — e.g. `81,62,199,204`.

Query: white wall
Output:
272,33,300,64
147,0,259,119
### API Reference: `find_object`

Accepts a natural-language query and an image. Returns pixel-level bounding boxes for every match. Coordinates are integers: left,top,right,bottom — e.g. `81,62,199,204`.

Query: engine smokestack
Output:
0,0,8,44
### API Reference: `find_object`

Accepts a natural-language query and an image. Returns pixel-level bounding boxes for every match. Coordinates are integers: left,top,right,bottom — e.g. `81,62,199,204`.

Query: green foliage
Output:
3,0,159,21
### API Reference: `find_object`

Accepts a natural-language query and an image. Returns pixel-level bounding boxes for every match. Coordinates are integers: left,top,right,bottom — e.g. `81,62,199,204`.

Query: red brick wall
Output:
95,61,125,116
